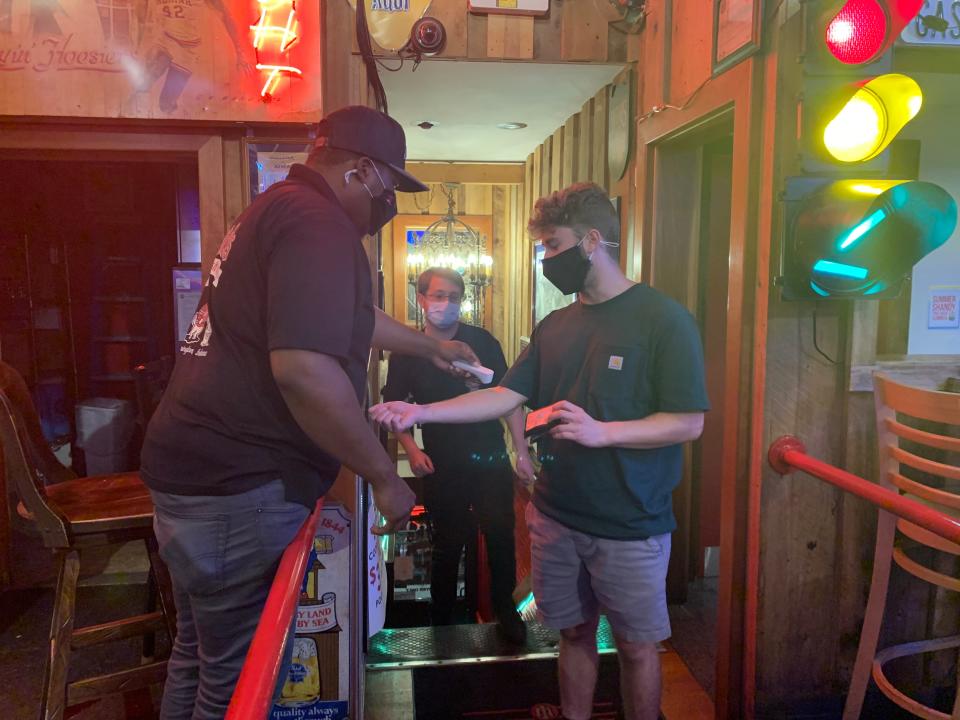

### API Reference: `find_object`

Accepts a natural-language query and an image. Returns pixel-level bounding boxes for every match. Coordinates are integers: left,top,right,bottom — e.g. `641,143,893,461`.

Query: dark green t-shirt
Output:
501,283,709,539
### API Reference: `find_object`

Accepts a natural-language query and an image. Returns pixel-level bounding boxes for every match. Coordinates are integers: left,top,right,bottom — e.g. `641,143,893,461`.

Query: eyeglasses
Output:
425,292,462,304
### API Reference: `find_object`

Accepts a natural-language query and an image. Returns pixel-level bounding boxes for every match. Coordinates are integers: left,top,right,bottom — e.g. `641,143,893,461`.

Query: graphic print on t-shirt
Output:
181,220,240,358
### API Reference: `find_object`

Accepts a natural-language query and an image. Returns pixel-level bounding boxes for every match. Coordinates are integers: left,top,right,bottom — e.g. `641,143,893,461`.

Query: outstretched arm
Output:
373,308,479,372
370,386,527,434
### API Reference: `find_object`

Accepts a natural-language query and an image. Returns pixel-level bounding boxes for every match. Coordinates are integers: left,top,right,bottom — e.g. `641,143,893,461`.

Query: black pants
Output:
423,461,516,625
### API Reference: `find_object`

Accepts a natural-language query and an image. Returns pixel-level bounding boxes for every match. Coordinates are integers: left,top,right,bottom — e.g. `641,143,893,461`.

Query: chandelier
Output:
406,183,492,327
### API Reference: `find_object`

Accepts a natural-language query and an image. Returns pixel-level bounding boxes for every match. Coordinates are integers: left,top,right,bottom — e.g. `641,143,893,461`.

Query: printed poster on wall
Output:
0,0,321,121
271,504,351,720
928,286,960,329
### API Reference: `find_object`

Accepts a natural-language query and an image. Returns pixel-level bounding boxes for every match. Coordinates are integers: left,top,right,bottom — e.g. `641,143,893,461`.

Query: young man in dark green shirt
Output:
370,183,709,720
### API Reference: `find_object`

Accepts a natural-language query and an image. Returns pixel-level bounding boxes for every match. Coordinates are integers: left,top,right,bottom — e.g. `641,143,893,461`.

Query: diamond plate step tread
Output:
367,617,617,669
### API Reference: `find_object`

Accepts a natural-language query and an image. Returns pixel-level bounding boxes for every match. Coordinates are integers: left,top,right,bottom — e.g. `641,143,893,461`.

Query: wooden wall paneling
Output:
487,14,508,58
198,137,226,275
539,136,552,200
669,0,714,105
551,128,564,193
325,0,362,113
591,88,610,190
562,114,580,190
467,9,489,58
464,185,494,215
640,0,669,115
430,0,469,57
407,163,525,185
504,16,535,59
560,0,610,61
381,221,395,317
533,3,565,61
222,134,246,228
578,98,595,184
492,186,507,349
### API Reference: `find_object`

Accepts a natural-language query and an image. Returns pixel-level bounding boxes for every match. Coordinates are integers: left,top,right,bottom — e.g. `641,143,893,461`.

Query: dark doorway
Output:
0,158,195,474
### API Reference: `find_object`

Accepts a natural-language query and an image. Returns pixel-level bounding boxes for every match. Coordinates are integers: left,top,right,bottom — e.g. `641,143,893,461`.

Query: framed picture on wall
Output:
242,139,313,206
713,0,763,75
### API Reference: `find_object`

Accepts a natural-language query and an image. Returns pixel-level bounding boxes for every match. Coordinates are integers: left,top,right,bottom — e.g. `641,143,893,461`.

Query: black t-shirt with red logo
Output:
140,164,374,507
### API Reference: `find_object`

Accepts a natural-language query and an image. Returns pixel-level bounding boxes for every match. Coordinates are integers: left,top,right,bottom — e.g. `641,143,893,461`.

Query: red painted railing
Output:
225,498,324,720
768,435,960,545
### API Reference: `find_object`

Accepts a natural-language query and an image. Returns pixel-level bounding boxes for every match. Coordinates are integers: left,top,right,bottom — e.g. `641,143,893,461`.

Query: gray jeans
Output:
151,479,310,720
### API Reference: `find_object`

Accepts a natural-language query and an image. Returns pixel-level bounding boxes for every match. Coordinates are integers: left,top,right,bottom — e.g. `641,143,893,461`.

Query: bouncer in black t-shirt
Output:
370,184,709,720
140,107,481,720
382,267,534,644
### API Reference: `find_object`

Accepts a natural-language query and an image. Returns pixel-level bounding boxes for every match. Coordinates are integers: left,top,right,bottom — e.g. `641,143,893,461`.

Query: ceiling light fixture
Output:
417,120,438,130
497,122,527,130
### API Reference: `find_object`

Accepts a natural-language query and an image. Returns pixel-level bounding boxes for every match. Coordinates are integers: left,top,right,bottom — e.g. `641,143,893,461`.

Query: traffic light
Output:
781,179,958,300
780,0,956,300
824,0,924,65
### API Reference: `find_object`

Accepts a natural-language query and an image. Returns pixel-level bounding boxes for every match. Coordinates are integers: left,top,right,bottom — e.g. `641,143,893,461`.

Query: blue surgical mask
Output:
426,300,460,329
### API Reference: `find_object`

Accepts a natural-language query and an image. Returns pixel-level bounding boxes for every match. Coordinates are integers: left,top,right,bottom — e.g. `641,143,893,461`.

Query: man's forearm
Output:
272,351,398,487
505,406,527,453
395,431,419,455
603,412,704,450
372,308,437,358
420,386,526,424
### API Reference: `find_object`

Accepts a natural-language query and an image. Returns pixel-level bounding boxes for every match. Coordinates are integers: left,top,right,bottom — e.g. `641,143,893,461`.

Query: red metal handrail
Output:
768,436,960,545
226,498,324,720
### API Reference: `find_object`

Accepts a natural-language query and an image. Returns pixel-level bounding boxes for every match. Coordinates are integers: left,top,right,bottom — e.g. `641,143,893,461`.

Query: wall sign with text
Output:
0,0,321,121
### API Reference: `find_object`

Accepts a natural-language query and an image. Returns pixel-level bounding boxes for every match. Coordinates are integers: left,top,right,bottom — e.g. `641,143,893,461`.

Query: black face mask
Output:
542,241,591,295
368,189,397,235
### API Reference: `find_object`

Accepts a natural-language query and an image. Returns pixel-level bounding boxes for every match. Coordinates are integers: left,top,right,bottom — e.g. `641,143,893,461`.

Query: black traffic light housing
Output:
780,178,958,300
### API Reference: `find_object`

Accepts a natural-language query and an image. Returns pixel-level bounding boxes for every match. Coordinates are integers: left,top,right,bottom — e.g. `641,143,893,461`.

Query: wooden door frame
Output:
628,57,766,720
0,124,227,272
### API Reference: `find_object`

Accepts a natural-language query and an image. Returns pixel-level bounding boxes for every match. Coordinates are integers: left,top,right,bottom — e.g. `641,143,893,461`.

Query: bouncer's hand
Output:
369,401,423,434
407,447,435,478
547,400,609,448
431,340,480,377
371,475,416,536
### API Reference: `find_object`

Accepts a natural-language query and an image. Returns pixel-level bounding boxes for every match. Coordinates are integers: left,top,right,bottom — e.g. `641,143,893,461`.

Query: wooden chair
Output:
843,374,960,719
0,361,175,720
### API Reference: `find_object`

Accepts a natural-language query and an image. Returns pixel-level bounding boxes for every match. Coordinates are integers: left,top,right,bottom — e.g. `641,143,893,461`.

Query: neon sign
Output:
250,0,302,101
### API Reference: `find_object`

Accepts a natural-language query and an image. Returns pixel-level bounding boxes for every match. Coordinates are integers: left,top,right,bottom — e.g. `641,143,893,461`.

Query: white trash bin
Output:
75,398,134,475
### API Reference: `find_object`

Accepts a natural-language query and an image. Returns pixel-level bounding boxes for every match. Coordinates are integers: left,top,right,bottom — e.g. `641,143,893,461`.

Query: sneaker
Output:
495,607,527,645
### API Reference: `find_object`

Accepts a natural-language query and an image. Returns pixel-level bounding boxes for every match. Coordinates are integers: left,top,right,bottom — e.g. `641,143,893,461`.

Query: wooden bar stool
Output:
0,361,175,720
843,374,960,720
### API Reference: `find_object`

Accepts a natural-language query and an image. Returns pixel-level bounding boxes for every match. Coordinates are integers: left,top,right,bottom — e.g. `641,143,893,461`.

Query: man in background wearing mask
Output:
381,267,534,645
370,184,709,720
141,107,480,720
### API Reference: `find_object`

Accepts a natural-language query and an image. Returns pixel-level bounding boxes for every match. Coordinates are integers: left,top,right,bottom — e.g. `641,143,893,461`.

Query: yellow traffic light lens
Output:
822,74,923,163
824,95,884,162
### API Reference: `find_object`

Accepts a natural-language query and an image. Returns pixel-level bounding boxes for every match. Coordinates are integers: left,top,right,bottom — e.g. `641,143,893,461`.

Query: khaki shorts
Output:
526,502,672,644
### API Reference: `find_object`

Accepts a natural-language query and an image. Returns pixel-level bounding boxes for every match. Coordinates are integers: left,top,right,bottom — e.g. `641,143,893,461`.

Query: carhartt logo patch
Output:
608,355,624,371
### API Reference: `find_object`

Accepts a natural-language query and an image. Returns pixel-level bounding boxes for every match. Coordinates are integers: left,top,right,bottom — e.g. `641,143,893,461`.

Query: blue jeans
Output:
151,480,310,720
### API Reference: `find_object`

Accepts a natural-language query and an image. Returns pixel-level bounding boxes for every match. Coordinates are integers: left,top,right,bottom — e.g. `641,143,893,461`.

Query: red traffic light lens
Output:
825,0,888,64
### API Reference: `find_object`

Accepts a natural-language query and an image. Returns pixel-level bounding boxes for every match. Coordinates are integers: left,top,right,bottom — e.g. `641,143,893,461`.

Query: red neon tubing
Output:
769,436,960,546
226,498,324,720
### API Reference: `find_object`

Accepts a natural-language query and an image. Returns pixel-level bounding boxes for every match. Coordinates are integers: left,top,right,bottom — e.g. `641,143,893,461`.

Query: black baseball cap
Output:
315,106,428,193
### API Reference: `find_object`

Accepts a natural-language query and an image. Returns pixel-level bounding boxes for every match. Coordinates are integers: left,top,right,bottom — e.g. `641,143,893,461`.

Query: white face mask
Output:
425,300,460,329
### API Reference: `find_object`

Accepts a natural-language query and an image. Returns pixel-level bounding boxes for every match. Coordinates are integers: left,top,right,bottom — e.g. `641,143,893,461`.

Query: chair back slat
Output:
889,471,960,511
885,417,960,454
889,445,960,482
897,518,960,556
876,374,960,426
